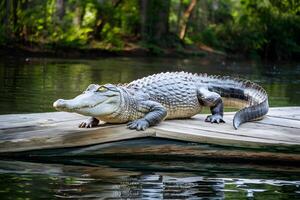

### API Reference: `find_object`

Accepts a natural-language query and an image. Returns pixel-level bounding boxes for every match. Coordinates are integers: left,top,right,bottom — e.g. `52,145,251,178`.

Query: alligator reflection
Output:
116,175,224,199
0,159,299,199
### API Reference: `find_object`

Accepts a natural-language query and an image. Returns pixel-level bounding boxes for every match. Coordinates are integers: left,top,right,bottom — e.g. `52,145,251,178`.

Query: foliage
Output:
0,0,299,59
184,0,300,59
0,0,139,49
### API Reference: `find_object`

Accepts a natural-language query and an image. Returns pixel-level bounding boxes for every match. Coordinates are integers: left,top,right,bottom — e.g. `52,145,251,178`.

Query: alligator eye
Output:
97,86,108,92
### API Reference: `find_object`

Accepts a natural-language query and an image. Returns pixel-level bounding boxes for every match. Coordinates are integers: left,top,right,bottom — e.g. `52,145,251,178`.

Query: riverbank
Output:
0,42,226,60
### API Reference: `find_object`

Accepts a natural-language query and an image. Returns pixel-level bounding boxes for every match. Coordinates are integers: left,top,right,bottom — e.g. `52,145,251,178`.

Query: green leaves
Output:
0,0,299,59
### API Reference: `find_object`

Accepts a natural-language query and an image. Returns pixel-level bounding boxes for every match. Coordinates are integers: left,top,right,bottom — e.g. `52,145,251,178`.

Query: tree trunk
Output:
56,0,65,21
73,6,82,27
3,0,10,30
140,0,147,39
139,0,170,42
176,0,183,33
179,0,197,40
18,0,28,42
155,0,170,40
93,11,106,40
12,0,19,37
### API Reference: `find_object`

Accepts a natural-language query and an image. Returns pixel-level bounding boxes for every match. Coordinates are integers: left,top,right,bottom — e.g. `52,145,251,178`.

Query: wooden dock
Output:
0,107,299,163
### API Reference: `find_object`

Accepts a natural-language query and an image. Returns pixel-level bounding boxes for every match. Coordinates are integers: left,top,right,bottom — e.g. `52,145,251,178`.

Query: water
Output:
0,159,300,200
0,57,299,114
0,56,299,199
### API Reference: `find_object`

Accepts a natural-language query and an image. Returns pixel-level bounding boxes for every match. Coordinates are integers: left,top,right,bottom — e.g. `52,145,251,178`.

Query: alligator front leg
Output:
127,100,167,131
79,117,99,128
197,88,225,124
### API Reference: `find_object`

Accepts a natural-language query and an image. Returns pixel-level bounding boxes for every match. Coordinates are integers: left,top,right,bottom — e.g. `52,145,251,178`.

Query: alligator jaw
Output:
53,99,97,112
53,86,122,118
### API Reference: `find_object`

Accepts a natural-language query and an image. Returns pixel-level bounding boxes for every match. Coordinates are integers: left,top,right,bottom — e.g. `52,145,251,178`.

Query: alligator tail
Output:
206,76,269,129
231,80,269,129
233,97,268,129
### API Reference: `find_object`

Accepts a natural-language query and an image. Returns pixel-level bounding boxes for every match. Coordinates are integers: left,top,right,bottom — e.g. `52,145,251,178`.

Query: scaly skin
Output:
53,72,269,130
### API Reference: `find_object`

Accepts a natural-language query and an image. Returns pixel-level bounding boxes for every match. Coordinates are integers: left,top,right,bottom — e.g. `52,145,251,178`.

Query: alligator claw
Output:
79,118,99,128
205,114,225,124
127,119,149,131
79,122,87,128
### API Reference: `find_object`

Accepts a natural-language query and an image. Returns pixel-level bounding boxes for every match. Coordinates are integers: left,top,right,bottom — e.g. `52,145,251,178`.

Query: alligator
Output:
53,72,269,130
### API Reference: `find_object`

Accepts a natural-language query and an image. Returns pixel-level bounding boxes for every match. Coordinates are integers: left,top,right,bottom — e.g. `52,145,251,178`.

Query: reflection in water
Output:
0,57,299,114
0,159,299,199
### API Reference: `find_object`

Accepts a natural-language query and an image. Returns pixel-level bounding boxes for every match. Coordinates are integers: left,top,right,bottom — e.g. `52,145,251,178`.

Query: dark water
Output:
0,56,300,199
0,159,300,200
0,57,299,114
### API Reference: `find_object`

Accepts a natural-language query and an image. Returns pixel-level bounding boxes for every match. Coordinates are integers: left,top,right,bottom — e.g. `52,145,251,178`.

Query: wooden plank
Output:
0,112,81,122
267,107,300,120
223,107,300,120
0,107,299,154
223,111,300,129
0,112,85,129
155,124,299,149
0,119,155,152
255,117,300,129
163,116,300,142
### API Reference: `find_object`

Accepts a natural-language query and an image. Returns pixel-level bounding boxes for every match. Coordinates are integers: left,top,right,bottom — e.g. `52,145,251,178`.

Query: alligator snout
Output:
53,99,67,110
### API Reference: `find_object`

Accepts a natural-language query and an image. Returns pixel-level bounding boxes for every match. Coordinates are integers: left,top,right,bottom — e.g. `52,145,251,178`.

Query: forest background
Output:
0,0,299,60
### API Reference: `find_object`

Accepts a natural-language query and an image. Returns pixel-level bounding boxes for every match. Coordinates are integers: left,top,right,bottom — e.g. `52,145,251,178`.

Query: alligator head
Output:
53,84,121,117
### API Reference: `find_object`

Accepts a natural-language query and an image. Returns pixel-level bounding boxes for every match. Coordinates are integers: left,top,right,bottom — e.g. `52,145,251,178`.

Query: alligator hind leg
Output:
205,99,225,123
197,88,225,124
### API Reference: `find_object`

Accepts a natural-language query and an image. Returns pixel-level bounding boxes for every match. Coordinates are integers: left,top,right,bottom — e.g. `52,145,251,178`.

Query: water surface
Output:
0,159,299,199
0,57,299,114
0,56,299,199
